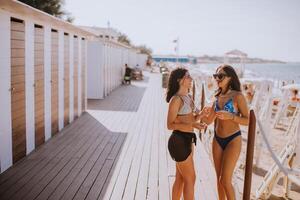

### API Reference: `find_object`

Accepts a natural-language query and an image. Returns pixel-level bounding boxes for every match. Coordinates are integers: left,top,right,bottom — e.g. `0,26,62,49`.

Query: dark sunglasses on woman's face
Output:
213,73,228,81
183,72,192,79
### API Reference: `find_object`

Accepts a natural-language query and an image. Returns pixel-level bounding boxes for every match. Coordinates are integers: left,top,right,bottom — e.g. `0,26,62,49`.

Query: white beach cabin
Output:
83,26,148,99
0,0,95,173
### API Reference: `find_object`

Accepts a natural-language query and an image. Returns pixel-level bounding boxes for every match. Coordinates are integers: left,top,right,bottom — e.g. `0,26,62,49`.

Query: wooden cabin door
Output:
64,33,69,126
11,18,26,163
34,24,45,147
73,36,78,118
51,30,59,135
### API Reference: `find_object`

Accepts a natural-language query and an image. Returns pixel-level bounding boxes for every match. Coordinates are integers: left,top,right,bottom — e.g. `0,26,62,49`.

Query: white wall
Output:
86,41,136,100
78,38,82,115
58,30,64,131
25,20,35,154
44,26,51,141
69,34,74,122
0,10,12,173
87,41,104,99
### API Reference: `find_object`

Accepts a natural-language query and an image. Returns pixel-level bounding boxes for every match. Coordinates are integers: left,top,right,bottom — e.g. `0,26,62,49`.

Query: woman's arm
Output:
167,97,195,130
233,94,249,126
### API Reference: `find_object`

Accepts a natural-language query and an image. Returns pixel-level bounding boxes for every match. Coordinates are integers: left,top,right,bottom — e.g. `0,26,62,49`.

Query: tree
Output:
118,33,131,46
136,45,153,57
18,0,74,22
118,32,153,59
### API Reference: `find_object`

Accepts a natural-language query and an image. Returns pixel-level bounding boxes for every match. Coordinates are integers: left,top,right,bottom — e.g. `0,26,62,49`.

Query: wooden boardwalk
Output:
0,72,218,200
0,113,126,200
89,72,218,200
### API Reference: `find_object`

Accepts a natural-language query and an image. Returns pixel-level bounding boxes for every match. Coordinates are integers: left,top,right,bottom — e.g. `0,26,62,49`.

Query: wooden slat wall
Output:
81,39,85,112
11,19,26,163
51,30,59,136
64,34,70,126
34,25,45,147
73,36,78,118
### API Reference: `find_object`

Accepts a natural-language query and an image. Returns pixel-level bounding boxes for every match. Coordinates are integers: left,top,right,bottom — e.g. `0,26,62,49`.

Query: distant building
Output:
152,55,196,64
80,26,121,42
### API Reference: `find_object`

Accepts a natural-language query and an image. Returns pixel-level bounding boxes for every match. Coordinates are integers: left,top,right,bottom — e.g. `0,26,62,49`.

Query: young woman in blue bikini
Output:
202,65,249,200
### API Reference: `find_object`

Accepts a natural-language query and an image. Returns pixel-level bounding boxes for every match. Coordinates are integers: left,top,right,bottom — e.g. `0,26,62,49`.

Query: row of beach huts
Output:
0,0,148,173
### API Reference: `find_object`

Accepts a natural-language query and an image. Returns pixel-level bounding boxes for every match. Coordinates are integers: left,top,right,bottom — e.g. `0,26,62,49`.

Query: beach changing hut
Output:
84,26,148,99
0,0,95,173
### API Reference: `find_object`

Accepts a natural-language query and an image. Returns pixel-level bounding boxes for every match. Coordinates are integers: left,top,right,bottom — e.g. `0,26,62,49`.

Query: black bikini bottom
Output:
168,130,196,162
214,130,241,150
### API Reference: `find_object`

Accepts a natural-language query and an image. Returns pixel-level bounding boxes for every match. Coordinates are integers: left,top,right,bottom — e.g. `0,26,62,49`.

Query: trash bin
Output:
162,72,169,88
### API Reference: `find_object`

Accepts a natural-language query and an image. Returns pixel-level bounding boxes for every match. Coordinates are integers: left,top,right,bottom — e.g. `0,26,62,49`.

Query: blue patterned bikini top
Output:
214,98,237,114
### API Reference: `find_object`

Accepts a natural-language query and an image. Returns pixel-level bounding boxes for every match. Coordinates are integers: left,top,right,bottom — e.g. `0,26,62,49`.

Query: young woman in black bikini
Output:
166,68,207,200
202,65,249,200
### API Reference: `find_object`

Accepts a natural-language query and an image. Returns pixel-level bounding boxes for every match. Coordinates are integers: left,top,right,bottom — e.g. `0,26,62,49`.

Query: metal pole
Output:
284,153,296,198
176,37,179,67
243,110,256,200
192,81,195,102
199,83,206,140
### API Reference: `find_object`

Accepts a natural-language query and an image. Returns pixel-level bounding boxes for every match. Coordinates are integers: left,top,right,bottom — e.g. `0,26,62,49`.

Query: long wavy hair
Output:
166,68,188,103
215,64,241,97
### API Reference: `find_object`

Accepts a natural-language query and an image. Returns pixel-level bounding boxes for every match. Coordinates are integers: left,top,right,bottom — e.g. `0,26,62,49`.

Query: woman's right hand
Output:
202,106,212,116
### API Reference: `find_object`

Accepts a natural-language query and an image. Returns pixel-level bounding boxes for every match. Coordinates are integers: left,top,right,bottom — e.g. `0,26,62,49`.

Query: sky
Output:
65,0,300,62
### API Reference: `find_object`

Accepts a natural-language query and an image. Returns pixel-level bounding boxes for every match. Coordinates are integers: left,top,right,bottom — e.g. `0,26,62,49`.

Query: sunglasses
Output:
183,72,192,79
213,73,228,81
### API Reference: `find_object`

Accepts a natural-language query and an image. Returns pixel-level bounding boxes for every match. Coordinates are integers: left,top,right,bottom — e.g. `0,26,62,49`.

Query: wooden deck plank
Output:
0,114,89,185
97,133,127,200
147,97,160,200
0,115,94,199
0,111,127,200
85,133,127,200
123,96,154,199
70,134,119,200
34,127,110,200
107,80,154,200
87,84,146,112
158,89,171,200
57,134,112,200
134,85,157,199
12,119,101,200
47,131,110,200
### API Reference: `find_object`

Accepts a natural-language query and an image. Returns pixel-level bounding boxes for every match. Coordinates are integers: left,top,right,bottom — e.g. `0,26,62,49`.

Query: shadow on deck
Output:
88,84,146,112
0,113,127,200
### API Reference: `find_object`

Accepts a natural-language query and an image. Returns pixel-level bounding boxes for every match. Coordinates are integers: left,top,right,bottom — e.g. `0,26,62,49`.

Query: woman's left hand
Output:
215,111,234,120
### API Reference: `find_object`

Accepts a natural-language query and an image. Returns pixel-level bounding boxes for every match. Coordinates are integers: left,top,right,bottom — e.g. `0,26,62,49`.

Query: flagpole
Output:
176,37,179,66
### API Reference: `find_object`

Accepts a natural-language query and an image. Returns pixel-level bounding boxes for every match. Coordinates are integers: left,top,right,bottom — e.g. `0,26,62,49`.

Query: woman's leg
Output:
212,138,225,200
177,148,196,200
220,136,241,200
172,164,184,200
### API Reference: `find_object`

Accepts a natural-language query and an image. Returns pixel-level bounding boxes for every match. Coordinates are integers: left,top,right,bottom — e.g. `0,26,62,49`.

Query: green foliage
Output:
118,33,131,46
18,0,74,22
136,45,153,57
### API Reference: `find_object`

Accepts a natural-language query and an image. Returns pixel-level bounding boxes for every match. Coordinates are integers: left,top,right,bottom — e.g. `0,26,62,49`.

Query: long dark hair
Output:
215,64,241,96
166,68,188,103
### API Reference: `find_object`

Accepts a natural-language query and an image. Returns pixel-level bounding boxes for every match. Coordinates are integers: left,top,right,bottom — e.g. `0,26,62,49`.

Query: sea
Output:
193,63,300,84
